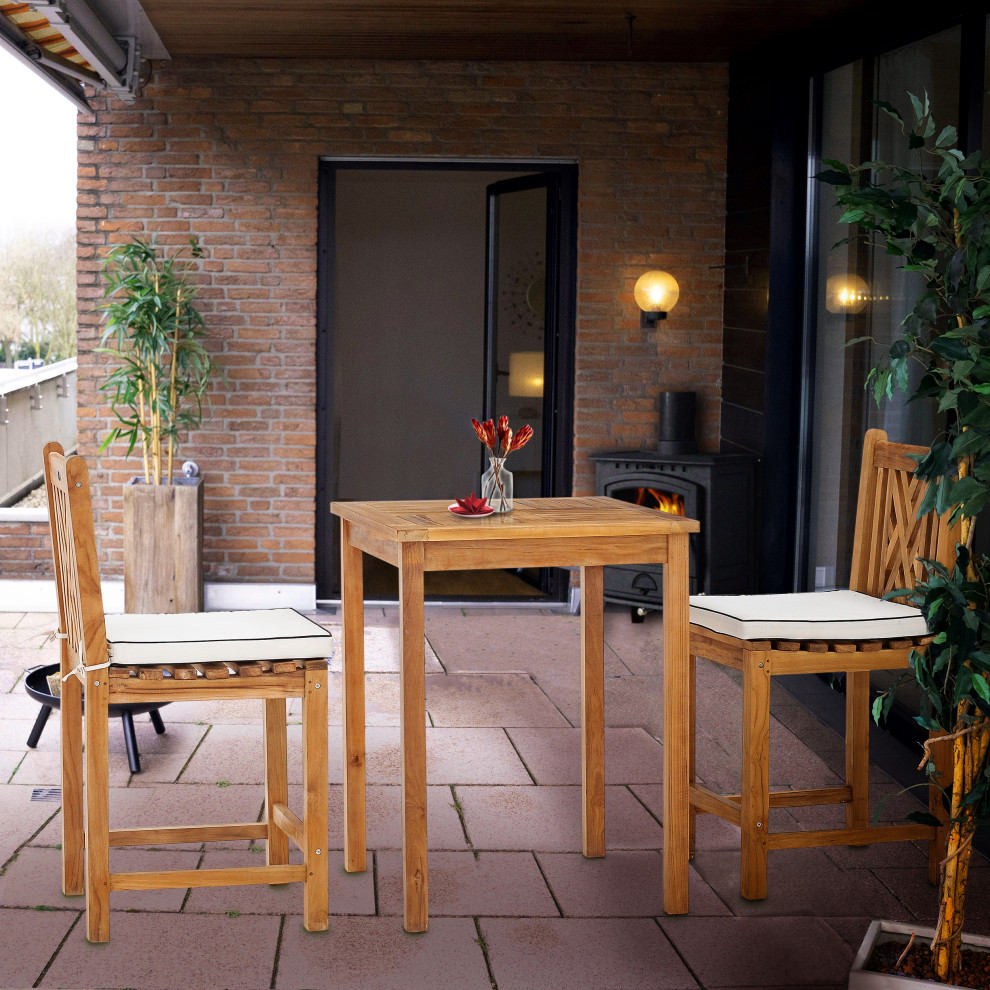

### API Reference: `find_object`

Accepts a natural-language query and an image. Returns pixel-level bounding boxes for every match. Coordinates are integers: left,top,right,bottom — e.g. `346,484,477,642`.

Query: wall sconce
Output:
508,351,544,397
634,270,679,328
825,273,869,314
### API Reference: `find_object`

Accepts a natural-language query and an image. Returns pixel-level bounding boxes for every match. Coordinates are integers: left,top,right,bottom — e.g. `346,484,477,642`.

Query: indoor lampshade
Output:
508,351,544,397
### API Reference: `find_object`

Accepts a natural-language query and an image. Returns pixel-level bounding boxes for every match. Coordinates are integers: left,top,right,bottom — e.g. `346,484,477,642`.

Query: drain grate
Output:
30,787,62,802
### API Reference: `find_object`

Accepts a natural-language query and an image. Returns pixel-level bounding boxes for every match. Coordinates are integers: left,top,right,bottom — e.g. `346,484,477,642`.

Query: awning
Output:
0,0,160,110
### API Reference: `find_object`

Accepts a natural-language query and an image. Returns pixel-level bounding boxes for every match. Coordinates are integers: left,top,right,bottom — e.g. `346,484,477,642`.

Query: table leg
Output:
581,564,606,858
341,520,367,873
662,532,691,915
399,541,428,932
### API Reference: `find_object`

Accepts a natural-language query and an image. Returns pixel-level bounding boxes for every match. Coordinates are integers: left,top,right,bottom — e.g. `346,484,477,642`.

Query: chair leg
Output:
302,666,329,931
149,708,166,734
688,653,697,859
27,704,52,748
740,651,771,900
84,669,110,942
263,698,289,872
61,671,84,897
845,670,870,843
121,710,141,774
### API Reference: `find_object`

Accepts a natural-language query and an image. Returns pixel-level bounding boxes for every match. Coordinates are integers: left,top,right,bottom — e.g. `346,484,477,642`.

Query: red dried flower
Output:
509,424,534,452
471,418,497,450
497,415,511,451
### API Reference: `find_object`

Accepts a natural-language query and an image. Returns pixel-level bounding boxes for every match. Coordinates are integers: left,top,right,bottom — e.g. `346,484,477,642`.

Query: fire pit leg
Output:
149,709,166,735
26,704,53,748
121,710,141,774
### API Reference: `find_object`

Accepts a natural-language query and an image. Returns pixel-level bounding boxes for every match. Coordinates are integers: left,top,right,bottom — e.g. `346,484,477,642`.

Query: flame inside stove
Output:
630,487,686,516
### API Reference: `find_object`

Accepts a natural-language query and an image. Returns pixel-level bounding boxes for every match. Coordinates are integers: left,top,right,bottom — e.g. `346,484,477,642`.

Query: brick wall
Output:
0,517,54,579
76,58,729,584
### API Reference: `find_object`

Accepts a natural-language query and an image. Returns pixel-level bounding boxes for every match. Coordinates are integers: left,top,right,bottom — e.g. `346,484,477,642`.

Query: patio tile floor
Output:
1,604,988,989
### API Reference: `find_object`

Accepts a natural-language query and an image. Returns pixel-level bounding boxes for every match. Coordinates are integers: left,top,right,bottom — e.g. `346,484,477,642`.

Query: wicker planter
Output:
123,476,204,614
849,920,990,988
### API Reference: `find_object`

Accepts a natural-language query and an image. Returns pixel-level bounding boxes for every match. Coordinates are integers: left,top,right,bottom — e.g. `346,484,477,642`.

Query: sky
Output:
0,47,78,241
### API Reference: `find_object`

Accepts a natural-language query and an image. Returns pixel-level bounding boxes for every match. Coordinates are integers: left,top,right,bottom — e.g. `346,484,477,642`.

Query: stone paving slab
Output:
275,916,492,990
377,850,559,917
660,915,855,988
871,864,990,929
690,846,908,919
457,784,662,851
29,783,266,851
0,783,60,869
312,782,471,851
533,670,664,735
0,907,78,989
316,623,444,673
185,849,376,916
426,672,571,728
0,750,24,783
39,911,282,989
481,917,698,990
0,845,200,913
507,726,663,784
13,719,208,788
536,850,730,917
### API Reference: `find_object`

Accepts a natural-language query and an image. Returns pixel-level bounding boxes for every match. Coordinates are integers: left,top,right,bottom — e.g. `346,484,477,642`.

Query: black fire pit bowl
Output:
24,663,168,774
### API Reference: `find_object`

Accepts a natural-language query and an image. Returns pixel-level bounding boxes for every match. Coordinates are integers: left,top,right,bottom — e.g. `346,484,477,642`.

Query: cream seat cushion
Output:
688,589,927,642
104,608,332,666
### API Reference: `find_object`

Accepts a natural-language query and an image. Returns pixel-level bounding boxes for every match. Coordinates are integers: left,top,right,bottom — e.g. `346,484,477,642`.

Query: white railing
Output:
0,358,78,507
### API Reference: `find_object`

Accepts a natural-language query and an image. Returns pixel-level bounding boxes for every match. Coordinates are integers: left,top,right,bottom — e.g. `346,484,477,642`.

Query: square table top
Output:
331,495,700,544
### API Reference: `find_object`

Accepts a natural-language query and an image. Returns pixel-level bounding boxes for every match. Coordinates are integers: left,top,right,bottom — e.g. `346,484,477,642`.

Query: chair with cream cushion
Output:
43,442,332,942
687,429,957,900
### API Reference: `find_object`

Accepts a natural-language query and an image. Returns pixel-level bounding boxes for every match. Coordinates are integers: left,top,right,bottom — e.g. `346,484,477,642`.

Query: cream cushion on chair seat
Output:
688,589,927,641
104,608,332,665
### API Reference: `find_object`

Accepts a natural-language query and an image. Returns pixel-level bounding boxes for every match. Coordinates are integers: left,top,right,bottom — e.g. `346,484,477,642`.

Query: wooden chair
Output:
687,429,956,900
43,442,332,942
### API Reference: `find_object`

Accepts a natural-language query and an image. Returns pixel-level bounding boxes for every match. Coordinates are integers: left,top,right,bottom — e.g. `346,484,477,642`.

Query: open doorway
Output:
315,161,576,604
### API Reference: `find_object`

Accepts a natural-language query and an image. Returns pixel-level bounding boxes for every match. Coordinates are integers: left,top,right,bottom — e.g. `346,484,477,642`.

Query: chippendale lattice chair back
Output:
686,429,958,902
44,441,332,942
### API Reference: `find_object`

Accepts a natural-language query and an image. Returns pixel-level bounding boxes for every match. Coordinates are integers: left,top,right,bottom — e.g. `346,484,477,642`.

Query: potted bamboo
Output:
98,236,215,613
820,95,990,987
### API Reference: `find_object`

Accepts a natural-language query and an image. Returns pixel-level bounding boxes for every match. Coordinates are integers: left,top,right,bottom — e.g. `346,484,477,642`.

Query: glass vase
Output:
481,456,513,513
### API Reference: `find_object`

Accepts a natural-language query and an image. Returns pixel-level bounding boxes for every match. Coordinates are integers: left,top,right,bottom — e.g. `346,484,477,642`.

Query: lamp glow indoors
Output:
508,351,544,397
825,273,869,314
634,270,679,328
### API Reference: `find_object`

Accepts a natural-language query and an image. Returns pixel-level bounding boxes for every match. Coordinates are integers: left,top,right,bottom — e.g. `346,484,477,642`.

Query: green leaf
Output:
935,125,957,148
906,811,943,827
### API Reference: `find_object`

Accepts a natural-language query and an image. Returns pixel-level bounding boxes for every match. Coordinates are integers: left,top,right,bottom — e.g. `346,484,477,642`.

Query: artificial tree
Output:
98,236,213,484
820,93,990,982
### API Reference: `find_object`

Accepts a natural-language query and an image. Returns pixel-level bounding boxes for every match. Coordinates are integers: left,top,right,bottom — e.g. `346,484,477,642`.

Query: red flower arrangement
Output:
471,415,533,510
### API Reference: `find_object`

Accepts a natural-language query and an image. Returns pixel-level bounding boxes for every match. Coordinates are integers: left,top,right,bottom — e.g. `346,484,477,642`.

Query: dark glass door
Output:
484,174,566,596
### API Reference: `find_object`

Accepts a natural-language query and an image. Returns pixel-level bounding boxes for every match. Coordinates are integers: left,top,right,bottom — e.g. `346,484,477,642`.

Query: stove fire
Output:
628,487,685,516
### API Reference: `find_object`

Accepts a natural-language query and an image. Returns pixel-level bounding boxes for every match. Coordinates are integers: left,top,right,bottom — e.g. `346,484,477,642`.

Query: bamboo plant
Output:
98,237,214,484
819,94,990,982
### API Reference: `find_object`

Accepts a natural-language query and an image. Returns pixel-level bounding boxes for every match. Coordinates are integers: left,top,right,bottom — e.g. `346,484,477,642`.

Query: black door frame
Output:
315,158,578,602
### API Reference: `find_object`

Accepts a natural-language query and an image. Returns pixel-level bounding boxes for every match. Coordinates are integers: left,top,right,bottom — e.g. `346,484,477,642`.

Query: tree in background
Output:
0,231,76,364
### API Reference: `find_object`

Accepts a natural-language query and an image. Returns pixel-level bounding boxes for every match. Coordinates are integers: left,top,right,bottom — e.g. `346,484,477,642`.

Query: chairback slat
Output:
45,449,86,670
850,429,959,599
43,449,109,675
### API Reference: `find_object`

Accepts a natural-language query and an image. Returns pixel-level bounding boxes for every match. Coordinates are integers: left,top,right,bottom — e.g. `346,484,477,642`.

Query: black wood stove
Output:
591,395,757,616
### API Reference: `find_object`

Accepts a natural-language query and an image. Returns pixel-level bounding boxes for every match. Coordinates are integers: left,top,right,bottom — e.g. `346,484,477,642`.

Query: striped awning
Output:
0,0,94,71
0,0,149,110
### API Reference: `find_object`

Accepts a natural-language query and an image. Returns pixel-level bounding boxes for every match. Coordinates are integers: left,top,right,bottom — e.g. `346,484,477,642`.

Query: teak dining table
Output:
330,495,700,931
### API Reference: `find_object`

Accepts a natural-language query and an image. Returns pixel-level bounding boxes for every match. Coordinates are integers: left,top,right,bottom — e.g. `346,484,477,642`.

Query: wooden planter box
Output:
123,476,204,614
849,920,990,988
